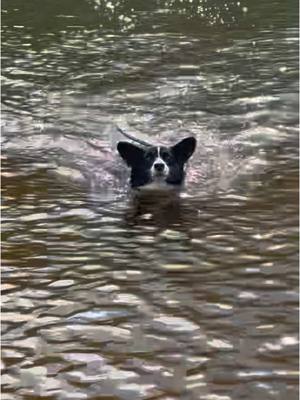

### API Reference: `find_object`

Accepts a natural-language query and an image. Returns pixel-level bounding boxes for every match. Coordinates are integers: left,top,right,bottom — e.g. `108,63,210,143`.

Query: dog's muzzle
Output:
154,163,165,172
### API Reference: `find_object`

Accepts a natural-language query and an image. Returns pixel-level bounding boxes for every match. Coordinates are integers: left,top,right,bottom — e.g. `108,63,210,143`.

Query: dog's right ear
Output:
117,142,145,167
172,137,196,163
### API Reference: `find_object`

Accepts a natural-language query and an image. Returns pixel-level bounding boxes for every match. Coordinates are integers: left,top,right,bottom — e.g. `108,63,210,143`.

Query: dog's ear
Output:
172,137,196,163
117,141,145,167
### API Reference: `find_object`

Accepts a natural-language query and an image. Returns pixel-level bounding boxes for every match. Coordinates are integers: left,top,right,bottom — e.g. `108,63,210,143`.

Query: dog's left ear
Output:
117,141,145,167
172,137,196,163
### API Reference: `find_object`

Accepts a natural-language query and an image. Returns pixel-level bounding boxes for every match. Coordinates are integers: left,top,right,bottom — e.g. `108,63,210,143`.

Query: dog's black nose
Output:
154,162,164,172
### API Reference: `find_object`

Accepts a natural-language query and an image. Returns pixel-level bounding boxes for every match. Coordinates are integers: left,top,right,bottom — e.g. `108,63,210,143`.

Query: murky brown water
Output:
2,1,299,399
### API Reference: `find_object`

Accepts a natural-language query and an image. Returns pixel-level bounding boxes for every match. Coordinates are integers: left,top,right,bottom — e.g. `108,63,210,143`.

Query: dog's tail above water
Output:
116,125,153,148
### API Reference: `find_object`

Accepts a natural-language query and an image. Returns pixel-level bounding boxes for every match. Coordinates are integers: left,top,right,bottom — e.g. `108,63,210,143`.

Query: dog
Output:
117,137,196,189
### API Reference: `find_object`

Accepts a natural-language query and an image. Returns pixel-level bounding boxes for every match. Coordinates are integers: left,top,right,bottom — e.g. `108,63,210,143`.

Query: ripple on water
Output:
153,315,201,334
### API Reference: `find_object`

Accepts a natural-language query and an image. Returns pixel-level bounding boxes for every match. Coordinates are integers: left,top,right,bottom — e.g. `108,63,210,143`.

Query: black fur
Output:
117,137,196,188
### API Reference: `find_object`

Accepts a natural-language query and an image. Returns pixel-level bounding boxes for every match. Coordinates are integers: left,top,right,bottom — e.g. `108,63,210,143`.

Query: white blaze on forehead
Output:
156,147,164,163
151,146,170,178
153,147,163,164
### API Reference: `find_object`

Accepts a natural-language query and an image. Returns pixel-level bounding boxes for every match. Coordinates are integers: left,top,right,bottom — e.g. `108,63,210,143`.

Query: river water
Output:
2,1,299,399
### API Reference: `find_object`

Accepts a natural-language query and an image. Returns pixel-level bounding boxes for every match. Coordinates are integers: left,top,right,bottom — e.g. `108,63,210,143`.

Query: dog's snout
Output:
154,162,165,172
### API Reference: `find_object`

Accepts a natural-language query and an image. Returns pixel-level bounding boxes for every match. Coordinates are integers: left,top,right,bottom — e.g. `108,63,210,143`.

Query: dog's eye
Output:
145,153,155,161
161,151,171,161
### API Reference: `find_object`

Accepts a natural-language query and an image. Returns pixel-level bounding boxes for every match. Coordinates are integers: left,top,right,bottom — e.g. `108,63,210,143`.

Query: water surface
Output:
2,0,299,399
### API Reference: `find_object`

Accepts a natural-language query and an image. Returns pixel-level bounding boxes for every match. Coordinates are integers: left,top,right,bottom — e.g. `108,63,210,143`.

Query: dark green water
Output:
2,1,299,399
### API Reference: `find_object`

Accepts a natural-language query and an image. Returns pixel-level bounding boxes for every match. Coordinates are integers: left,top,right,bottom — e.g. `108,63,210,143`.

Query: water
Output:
2,1,299,399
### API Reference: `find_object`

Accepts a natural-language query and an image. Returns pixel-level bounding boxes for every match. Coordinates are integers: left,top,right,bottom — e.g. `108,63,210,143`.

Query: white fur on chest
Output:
137,178,181,193
141,180,170,190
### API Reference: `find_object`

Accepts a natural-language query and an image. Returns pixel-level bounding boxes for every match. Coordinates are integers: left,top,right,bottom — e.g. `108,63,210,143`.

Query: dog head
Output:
117,137,196,188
